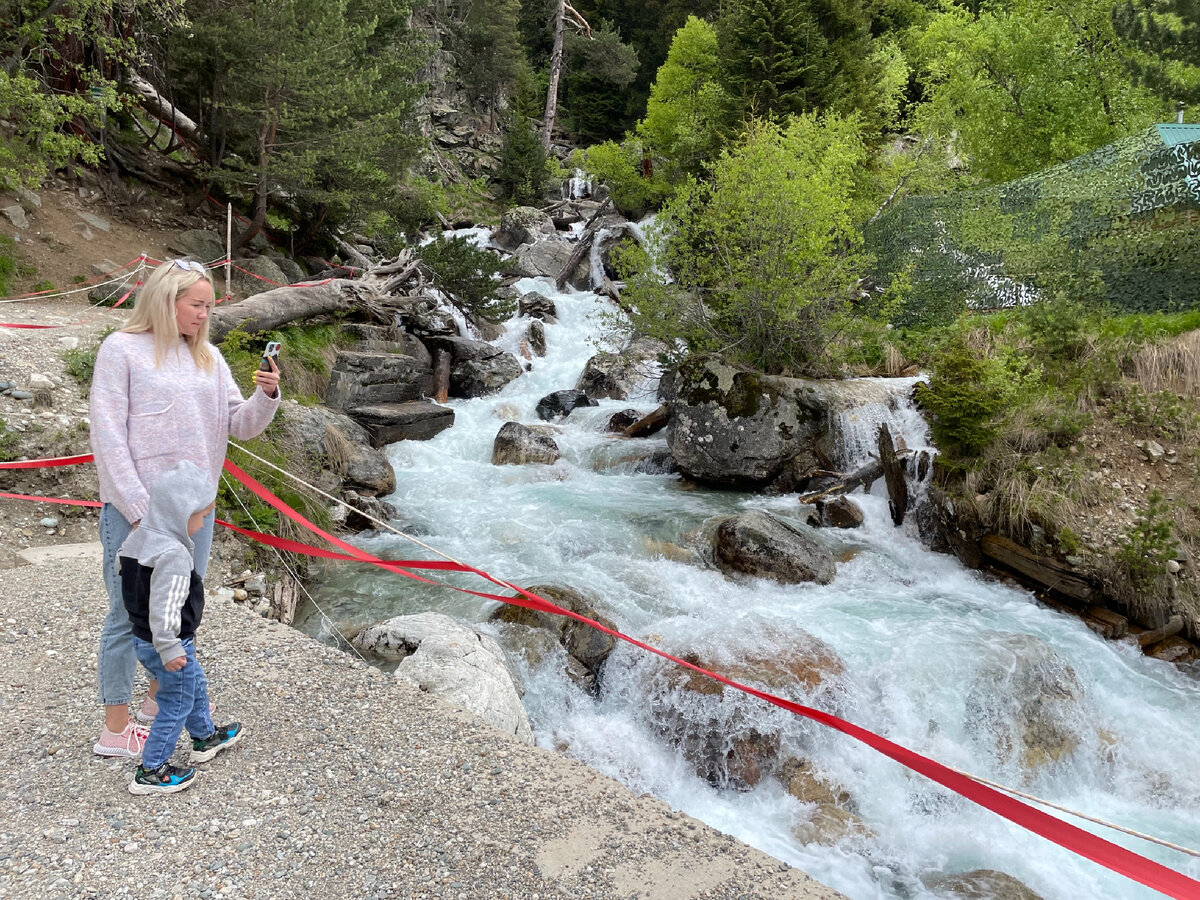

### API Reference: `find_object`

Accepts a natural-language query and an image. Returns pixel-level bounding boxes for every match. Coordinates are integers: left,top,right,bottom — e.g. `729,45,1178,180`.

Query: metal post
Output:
226,204,233,301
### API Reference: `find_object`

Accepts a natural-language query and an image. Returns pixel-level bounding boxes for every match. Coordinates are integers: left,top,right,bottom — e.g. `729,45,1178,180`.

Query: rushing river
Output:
296,266,1200,899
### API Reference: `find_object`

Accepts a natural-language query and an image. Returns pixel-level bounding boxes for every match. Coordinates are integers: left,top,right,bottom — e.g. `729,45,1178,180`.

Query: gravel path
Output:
0,546,845,900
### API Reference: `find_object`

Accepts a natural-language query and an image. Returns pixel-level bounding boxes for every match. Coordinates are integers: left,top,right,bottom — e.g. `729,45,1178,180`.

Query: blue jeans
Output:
97,502,214,706
133,637,214,769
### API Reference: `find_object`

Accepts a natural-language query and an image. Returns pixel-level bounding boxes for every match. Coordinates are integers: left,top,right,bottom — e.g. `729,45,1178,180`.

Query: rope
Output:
225,440,1200,864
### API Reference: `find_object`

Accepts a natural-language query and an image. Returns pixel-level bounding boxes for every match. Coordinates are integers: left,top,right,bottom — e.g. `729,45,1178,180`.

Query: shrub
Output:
496,115,548,205
418,235,516,322
918,335,1034,458
1117,490,1178,592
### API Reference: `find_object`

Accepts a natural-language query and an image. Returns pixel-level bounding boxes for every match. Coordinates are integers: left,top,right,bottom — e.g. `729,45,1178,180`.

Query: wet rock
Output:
926,869,1046,900
535,389,597,421
491,422,560,466
783,760,867,845
496,207,555,249
518,291,558,322
490,583,618,692
575,339,661,401
352,612,533,743
808,497,864,529
713,510,836,585
605,409,642,433
349,401,455,446
524,319,546,357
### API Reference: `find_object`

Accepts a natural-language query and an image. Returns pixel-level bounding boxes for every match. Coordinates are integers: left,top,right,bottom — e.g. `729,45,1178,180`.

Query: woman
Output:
90,258,281,758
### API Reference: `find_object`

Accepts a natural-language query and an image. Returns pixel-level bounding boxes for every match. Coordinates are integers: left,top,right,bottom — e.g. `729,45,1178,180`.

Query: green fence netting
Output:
864,126,1200,326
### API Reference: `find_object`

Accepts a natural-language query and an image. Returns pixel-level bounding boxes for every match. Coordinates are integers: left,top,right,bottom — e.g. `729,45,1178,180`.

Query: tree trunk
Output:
209,280,359,342
541,0,565,153
555,196,612,290
877,424,908,527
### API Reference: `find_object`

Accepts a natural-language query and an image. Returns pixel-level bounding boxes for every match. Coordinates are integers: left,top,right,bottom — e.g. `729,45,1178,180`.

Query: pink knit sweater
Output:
89,331,280,523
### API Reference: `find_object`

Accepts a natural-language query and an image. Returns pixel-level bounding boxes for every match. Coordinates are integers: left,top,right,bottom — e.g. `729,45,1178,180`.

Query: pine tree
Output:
453,0,525,130
156,0,425,248
718,0,835,119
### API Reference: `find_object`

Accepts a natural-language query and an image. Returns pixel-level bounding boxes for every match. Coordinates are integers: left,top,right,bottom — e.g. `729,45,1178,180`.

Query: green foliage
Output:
563,20,640,143
0,236,16,297
0,418,19,462
622,113,868,374
497,115,549,205
1112,0,1200,106
1110,385,1197,439
635,16,734,183
219,324,348,404
1117,490,1179,590
917,330,1035,458
449,0,525,121
221,433,333,548
418,236,517,322
911,0,1162,183
581,140,671,218
157,0,426,241
0,0,146,187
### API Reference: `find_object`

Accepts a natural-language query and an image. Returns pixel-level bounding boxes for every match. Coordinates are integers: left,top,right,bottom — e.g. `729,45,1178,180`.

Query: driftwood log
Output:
877,424,908,527
555,197,612,290
798,460,884,504
980,535,1095,602
209,279,366,342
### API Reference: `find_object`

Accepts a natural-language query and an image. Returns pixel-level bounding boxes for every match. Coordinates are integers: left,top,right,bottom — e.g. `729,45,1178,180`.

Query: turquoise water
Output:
297,272,1200,900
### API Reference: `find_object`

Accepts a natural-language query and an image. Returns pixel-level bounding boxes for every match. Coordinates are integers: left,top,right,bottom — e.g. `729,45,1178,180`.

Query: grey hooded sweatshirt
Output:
118,460,216,665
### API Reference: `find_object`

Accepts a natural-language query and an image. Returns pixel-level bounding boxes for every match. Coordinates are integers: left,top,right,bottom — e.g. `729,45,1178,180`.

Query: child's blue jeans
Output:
98,503,213,706
133,637,215,769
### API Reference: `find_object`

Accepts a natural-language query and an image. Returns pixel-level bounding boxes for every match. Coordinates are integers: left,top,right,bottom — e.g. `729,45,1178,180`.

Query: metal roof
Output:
1156,123,1200,147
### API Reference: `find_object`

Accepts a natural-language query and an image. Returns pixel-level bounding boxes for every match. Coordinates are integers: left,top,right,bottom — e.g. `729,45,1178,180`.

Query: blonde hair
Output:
122,260,215,371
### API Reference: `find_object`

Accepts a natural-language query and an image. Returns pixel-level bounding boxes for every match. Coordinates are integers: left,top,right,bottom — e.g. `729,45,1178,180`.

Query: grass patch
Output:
219,324,350,404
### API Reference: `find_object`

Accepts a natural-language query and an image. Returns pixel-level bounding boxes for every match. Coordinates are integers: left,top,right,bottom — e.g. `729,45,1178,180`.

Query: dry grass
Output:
322,423,354,476
1130,331,1200,397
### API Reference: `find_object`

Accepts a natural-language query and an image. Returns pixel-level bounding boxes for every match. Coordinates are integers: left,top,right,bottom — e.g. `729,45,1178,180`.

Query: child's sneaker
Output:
93,722,148,759
190,722,244,763
128,762,196,795
137,695,215,725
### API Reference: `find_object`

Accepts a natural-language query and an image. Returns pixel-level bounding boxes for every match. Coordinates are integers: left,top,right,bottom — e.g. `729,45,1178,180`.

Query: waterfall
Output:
563,168,593,201
297,255,1200,900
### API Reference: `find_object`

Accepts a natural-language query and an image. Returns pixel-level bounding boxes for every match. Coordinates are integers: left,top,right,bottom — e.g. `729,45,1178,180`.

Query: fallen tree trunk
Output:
878,424,908,527
210,279,362,342
555,197,612,290
980,534,1096,602
127,72,201,142
798,460,884,504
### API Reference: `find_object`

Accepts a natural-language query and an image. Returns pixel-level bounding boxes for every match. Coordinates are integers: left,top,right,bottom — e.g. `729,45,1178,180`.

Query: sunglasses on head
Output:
169,259,207,274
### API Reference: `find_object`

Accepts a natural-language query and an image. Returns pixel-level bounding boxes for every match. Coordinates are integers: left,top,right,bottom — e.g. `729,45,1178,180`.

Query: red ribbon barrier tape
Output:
3,452,1198,896
218,459,1200,899
0,454,96,468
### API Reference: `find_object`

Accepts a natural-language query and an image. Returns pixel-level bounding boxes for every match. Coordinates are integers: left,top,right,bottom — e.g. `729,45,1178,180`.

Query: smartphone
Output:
260,341,281,371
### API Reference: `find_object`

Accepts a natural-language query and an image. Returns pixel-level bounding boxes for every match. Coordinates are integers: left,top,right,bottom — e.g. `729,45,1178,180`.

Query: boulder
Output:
334,489,398,532
605,409,642,433
272,255,307,285
325,348,434,410
497,206,555,249
167,229,225,264
490,583,618,692
964,632,1083,771
806,496,864,529
352,612,533,743
713,510,836,585
514,241,591,290
348,401,455,446
535,389,597,421
274,401,395,495
518,291,558,322
426,336,523,398
575,339,662,401
783,759,867,845
644,626,845,789
492,422,560,466
524,319,546,358
664,357,915,490
230,256,289,298
926,870,1046,900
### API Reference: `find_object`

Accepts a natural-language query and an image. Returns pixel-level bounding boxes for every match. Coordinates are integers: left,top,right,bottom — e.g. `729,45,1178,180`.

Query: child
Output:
119,460,244,795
